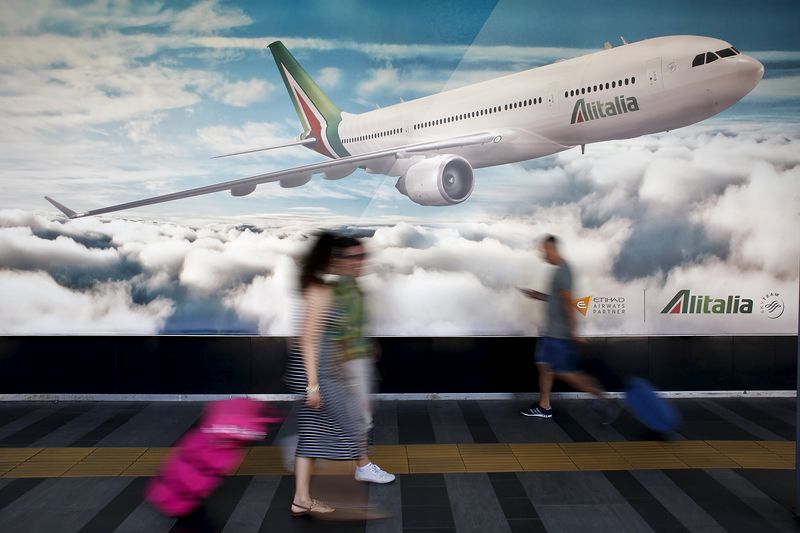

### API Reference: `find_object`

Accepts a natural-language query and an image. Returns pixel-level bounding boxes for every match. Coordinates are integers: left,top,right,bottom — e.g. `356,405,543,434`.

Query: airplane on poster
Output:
46,35,763,218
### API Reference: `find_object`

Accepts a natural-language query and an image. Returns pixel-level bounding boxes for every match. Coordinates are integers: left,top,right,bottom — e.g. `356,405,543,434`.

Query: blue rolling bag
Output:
623,377,682,433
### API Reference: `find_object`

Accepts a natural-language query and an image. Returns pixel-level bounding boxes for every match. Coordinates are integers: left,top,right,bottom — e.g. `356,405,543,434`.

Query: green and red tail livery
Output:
268,41,349,158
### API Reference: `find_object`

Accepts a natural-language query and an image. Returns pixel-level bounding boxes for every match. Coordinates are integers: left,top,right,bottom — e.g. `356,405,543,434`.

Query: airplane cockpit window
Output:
693,47,739,68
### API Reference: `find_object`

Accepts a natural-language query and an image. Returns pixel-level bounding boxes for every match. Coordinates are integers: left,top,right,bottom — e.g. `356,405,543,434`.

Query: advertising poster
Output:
0,0,797,336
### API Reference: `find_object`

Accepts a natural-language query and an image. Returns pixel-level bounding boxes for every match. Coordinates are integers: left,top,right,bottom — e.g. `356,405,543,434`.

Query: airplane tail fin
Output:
268,41,346,158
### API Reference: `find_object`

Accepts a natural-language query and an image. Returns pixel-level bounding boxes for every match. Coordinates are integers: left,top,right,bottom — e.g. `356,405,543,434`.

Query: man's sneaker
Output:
355,463,395,484
520,404,553,418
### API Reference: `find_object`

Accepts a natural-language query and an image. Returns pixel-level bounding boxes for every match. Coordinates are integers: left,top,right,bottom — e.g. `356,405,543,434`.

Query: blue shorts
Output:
535,337,579,374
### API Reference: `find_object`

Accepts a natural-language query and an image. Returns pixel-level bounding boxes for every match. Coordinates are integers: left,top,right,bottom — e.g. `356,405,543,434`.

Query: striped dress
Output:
285,286,367,460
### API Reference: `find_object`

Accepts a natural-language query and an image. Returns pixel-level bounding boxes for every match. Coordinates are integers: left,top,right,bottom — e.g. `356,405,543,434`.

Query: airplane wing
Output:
45,132,499,219
211,137,317,159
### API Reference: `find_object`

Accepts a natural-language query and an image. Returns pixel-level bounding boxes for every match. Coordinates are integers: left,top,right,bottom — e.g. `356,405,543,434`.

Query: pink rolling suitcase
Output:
145,398,282,517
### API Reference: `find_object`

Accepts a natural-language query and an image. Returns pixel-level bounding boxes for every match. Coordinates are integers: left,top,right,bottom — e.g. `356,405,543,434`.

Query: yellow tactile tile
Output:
406,444,460,458
0,448,42,462
757,441,794,455
609,441,687,470
121,448,171,477
368,445,409,474
560,442,628,470
236,447,287,475
408,446,465,473
409,459,466,473
509,443,577,471
0,441,795,477
458,444,522,472
63,447,149,477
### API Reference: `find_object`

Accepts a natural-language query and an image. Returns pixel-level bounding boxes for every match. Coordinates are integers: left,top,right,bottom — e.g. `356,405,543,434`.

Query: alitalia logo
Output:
661,290,753,315
570,96,640,124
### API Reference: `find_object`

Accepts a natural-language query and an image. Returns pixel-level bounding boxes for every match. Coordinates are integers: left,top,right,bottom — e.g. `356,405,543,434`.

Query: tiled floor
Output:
0,398,797,532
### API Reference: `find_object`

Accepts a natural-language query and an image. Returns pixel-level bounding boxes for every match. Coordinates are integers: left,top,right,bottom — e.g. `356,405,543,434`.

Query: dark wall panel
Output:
0,336,795,395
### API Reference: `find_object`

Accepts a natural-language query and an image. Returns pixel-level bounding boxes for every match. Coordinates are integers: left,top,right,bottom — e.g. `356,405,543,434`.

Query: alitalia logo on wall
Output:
660,290,753,315
570,96,640,124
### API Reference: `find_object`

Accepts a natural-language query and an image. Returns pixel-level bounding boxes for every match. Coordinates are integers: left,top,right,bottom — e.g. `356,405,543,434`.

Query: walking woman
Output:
287,232,393,519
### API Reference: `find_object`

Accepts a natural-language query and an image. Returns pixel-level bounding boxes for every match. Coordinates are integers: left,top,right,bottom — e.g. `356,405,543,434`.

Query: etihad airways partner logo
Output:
570,96,640,124
661,290,753,315
574,296,626,317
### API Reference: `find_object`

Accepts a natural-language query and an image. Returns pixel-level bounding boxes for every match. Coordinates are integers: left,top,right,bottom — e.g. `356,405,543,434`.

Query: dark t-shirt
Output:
546,262,572,339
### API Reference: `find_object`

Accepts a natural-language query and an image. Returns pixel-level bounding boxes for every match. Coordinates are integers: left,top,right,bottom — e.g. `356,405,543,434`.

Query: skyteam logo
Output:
570,96,640,124
760,292,785,319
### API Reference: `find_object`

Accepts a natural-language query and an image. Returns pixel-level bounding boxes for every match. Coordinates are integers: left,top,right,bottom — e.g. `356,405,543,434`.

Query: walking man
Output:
519,235,608,419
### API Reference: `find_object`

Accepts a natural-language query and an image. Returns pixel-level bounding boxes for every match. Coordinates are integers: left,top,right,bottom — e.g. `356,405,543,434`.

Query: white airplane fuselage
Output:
336,35,763,174
44,36,764,218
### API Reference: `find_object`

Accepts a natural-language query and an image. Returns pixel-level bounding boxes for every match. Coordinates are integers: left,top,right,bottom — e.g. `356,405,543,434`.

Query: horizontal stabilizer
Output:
44,196,79,219
212,137,317,159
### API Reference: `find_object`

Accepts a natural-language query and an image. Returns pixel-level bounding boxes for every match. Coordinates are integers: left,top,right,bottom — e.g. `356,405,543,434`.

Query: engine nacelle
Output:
395,155,474,206
230,184,257,197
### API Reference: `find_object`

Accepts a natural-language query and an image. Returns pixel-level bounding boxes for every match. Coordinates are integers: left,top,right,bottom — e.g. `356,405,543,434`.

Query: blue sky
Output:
0,0,798,221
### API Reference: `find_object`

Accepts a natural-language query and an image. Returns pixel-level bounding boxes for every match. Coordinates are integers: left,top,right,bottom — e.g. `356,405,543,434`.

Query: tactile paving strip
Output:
0,440,794,478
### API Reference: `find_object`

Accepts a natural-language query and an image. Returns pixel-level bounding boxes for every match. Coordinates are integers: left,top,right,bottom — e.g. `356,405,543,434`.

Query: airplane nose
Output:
738,55,764,88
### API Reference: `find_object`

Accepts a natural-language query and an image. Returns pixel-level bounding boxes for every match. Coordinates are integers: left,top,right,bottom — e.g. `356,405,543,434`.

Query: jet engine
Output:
395,155,474,206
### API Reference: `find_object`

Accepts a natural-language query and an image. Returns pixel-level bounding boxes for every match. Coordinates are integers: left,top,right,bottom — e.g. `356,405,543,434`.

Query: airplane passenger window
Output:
631,77,635,84
705,52,718,63
581,88,585,94
717,48,735,58
624,78,629,85
539,97,542,103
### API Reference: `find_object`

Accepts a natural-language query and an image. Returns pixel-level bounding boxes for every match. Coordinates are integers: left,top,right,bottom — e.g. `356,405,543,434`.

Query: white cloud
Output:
748,75,800,101
0,206,795,335
169,0,252,33
0,0,253,37
196,122,295,153
696,161,800,278
211,79,275,107
0,270,173,335
0,226,119,271
194,36,590,65
318,67,342,89
358,66,402,96
224,255,298,335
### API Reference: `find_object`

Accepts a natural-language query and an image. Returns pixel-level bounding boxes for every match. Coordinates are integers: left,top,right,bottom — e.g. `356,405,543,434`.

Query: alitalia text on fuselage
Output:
570,96,639,124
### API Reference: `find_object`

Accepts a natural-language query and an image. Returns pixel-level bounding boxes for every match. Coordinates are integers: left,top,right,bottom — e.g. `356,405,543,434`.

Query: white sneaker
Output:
355,463,395,484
